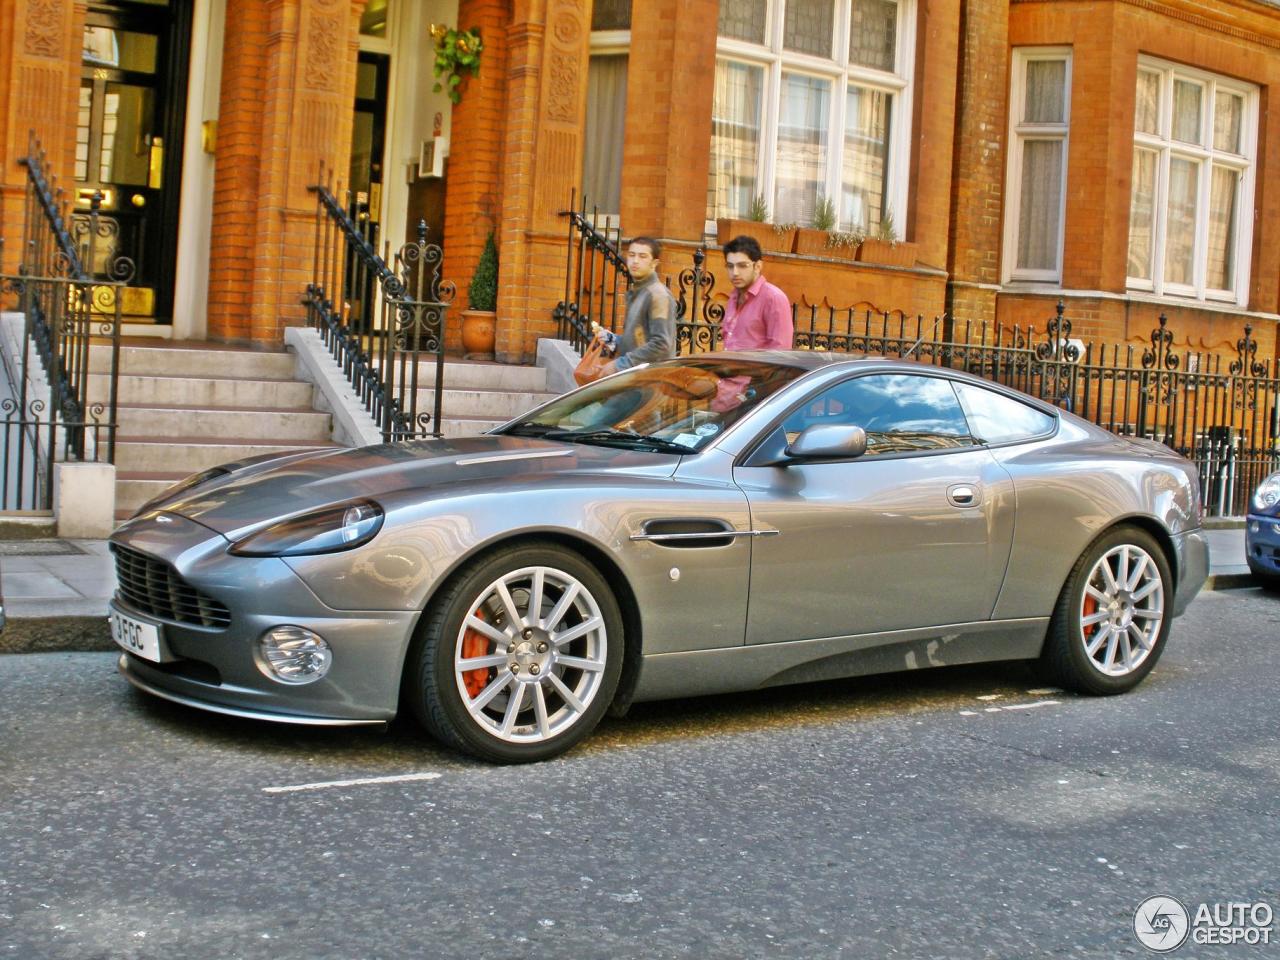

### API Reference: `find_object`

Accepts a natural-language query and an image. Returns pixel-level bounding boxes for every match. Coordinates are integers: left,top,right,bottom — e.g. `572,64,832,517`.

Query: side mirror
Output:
785,424,868,461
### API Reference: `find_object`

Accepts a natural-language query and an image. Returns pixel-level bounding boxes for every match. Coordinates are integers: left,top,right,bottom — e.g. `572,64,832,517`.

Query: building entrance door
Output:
75,0,191,324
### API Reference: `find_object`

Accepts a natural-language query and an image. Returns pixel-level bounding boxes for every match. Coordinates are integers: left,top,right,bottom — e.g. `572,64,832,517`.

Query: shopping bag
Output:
574,337,609,386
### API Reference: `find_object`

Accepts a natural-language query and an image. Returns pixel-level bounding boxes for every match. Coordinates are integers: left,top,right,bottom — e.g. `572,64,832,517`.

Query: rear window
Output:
954,382,1056,444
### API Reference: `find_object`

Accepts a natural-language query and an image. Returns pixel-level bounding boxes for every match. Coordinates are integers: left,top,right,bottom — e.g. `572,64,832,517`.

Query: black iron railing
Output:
553,192,630,351
304,179,454,442
0,137,124,509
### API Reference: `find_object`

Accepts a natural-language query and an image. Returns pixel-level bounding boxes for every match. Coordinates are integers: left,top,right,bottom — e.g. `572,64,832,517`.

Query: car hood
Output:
141,435,682,537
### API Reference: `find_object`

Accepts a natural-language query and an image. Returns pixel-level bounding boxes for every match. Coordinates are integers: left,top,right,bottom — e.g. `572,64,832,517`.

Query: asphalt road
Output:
2,587,1278,960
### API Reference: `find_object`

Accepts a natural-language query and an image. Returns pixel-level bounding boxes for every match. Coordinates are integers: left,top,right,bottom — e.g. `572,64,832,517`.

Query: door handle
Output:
947,483,980,507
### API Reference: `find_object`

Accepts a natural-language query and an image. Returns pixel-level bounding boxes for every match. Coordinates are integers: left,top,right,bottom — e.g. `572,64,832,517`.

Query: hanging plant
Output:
431,25,483,105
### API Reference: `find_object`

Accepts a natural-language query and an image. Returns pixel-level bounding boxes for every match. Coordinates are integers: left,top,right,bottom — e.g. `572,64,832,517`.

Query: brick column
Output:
619,0,717,242
907,0,961,270
0,0,87,273
441,0,509,352
495,0,590,362
207,0,363,344
945,0,1008,325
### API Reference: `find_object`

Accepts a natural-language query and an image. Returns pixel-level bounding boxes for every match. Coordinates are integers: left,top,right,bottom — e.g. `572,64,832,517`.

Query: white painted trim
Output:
1003,47,1072,285
1125,56,1258,306
171,0,225,340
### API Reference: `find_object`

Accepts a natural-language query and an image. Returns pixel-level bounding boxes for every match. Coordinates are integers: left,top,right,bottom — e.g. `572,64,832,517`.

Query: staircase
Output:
91,343,559,519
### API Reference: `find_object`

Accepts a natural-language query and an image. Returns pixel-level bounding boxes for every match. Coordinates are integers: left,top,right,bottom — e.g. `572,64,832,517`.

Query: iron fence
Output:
304,177,454,441
0,136,124,510
554,208,1279,516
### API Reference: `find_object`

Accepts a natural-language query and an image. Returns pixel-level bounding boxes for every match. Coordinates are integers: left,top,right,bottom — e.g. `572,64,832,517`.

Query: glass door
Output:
75,0,190,323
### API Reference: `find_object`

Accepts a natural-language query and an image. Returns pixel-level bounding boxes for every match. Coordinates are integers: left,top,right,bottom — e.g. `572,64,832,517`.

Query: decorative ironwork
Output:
305,175,454,442
0,135,123,510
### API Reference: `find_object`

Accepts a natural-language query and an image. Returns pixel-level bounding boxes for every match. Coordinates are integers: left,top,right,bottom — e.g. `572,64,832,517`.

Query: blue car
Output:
1247,470,1280,589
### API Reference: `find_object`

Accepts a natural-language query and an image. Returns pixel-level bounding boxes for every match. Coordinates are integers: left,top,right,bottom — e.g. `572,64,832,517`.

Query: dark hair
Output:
723,234,763,262
629,236,662,259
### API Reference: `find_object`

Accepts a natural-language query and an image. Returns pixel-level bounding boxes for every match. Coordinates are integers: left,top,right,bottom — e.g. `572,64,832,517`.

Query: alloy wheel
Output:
1078,543,1165,677
452,565,609,743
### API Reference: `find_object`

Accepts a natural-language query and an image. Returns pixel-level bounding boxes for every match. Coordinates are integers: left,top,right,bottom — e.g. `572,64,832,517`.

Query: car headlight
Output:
230,500,384,557
134,466,232,516
1253,472,1280,513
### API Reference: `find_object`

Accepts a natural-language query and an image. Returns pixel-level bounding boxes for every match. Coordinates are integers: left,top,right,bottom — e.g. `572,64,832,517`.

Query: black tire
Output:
1039,525,1174,696
405,542,624,763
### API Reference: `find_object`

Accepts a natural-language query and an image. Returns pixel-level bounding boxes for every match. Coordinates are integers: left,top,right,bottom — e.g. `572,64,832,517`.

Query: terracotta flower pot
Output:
855,239,919,268
792,228,832,257
715,218,796,255
460,308,496,360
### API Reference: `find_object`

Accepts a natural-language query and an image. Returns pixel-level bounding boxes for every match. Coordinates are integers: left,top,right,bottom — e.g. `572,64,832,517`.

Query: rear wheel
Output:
406,543,623,763
1040,526,1172,695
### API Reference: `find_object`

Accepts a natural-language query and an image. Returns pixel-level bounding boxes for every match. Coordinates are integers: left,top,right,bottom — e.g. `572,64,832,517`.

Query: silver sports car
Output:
109,352,1209,763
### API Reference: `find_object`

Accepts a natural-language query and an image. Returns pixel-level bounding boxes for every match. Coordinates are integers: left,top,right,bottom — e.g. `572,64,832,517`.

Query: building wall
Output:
1001,0,1280,361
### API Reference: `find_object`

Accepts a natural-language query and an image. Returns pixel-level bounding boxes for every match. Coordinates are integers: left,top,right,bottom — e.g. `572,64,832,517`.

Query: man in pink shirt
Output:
720,235,794,351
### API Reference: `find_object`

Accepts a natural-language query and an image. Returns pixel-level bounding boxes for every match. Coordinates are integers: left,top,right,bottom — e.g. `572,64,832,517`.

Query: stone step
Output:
116,471,189,514
413,387,555,420
115,404,332,441
89,372,315,408
90,343,298,379
409,360,549,392
437,415,507,439
113,437,333,474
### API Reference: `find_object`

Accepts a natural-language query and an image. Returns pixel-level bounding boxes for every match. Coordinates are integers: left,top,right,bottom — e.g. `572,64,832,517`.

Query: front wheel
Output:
406,543,624,763
1039,526,1173,695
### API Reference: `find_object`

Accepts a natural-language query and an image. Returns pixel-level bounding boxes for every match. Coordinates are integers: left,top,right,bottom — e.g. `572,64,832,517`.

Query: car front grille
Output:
112,543,231,629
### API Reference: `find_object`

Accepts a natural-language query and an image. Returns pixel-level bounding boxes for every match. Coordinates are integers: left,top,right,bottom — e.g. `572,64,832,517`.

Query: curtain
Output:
707,59,764,220
582,55,628,215
1016,139,1063,272
774,72,830,225
1126,147,1157,280
1172,80,1202,144
1214,91,1242,154
1024,60,1065,124
841,84,890,230
1163,156,1199,285
1206,164,1239,290
1134,70,1159,134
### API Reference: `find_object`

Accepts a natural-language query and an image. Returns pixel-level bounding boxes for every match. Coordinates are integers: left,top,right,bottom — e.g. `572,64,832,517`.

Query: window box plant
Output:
715,195,796,255
855,211,918,268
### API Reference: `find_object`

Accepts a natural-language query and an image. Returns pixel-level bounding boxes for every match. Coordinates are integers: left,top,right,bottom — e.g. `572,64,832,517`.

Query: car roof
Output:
676,350,924,372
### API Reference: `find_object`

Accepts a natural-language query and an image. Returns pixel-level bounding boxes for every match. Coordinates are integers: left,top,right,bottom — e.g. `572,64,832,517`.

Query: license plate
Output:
110,609,163,663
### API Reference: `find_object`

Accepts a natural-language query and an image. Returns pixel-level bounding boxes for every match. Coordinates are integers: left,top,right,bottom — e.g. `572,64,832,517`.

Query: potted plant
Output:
855,210,919,268
431,25,483,105
793,195,838,257
715,194,796,254
825,228,864,262
461,231,498,359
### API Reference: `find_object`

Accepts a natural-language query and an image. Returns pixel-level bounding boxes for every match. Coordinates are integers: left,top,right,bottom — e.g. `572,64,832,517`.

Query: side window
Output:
782,374,975,456
954,382,1056,444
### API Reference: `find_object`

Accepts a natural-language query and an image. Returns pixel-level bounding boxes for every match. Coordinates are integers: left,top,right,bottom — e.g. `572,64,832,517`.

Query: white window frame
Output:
1002,47,1072,284
1126,57,1257,305
709,0,916,233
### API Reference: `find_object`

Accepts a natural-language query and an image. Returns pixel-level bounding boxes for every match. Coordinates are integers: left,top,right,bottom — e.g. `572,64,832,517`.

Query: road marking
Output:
263,772,442,794
962,700,1062,717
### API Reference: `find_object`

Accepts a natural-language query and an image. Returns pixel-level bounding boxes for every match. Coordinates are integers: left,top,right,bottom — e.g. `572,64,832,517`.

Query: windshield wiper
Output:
543,428,692,455
502,423,559,437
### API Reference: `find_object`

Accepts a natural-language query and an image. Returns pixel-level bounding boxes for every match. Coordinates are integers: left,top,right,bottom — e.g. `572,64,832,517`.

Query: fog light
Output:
256,626,332,685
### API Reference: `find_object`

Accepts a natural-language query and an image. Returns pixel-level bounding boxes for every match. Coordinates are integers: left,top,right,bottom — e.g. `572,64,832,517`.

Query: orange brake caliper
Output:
1082,593,1098,642
461,607,491,698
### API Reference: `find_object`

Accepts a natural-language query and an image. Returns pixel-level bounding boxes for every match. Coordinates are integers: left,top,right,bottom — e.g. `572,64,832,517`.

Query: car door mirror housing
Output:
785,424,868,461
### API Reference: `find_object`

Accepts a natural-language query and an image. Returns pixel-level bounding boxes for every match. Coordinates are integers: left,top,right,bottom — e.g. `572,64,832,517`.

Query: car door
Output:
733,371,1016,645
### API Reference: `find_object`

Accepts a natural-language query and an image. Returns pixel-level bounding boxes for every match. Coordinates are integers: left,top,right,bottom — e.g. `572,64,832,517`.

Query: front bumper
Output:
110,513,420,726
1246,514,1280,579
1172,527,1209,616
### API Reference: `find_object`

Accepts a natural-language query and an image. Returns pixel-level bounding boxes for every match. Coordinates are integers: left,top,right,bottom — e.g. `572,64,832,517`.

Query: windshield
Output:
500,357,806,454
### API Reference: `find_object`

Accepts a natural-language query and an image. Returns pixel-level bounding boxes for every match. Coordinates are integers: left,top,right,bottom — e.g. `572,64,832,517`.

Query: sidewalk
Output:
0,523,1263,655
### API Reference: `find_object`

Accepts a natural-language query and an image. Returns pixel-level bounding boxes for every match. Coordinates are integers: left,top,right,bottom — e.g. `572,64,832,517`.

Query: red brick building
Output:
2,0,1277,363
